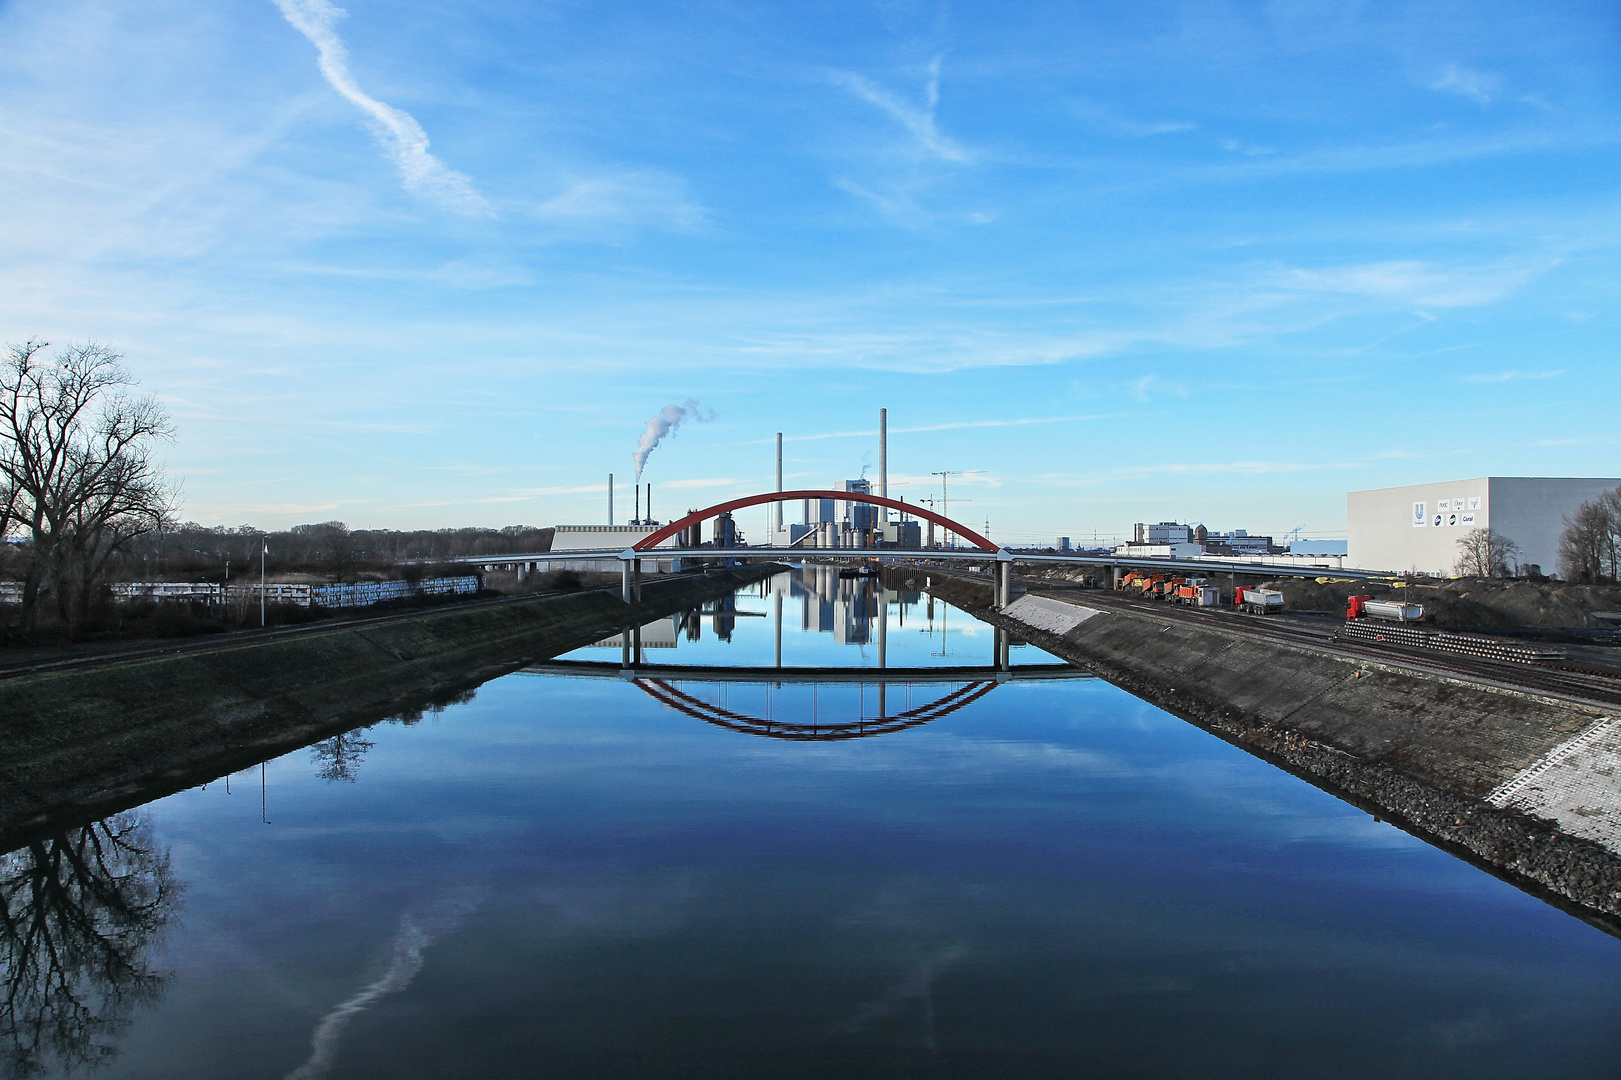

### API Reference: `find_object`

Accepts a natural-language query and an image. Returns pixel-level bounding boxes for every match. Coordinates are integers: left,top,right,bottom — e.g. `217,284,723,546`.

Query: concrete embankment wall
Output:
887,566,1621,934
0,569,773,847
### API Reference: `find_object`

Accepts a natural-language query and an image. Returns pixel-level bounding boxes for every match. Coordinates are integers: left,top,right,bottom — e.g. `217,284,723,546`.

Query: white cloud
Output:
533,170,704,231
1274,259,1545,308
1218,138,1274,156
768,415,1123,444
662,477,737,489
1430,64,1500,105
1128,375,1190,402
1461,369,1564,384
1069,99,1195,138
272,0,491,214
832,56,969,163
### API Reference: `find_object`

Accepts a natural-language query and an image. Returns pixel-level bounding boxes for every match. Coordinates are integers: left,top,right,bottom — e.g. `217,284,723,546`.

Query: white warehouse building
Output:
1347,477,1621,577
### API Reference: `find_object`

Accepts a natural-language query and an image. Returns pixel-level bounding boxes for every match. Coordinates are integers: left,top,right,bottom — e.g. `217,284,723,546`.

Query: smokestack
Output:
646,484,652,524
879,408,887,523
775,433,783,537
608,473,613,526
634,484,640,524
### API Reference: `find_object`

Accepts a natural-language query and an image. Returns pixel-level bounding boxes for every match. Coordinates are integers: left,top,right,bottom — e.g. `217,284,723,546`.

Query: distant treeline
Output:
116,521,555,579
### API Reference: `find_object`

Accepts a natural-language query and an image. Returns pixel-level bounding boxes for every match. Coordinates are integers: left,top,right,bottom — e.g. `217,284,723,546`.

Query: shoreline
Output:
897,566,1621,938
0,567,777,850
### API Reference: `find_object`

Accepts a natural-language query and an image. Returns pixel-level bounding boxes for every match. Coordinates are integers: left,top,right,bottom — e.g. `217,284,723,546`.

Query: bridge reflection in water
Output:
527,566,1092,740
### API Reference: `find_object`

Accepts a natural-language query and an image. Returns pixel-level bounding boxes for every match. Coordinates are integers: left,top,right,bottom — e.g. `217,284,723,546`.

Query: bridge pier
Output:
995,555,1012,609
617,549,644,603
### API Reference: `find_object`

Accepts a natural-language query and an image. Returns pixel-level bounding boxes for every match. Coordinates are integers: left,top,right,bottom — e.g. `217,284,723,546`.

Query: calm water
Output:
7,567,1621,1078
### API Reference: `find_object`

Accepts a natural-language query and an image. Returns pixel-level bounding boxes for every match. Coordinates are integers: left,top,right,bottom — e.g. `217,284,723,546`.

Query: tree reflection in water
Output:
0,813,179,1078
310,731,376,784
308,687,480,785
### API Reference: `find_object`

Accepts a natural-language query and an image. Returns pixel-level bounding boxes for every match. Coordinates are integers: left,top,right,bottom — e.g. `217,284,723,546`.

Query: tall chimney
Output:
634,484,640,524
608,473,613,526
775,433,783,537
646,484,652,524
879,408,888,523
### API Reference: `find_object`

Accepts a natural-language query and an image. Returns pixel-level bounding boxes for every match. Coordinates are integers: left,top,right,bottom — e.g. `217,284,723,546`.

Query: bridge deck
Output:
445,547,1374,580
520,661,1092,684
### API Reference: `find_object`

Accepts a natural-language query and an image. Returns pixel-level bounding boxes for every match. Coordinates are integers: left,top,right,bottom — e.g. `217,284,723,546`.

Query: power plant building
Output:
1347,477,1621,576
783,478,922,550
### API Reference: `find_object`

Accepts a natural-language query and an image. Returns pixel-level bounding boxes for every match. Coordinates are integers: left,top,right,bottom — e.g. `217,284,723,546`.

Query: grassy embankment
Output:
0,567,774,849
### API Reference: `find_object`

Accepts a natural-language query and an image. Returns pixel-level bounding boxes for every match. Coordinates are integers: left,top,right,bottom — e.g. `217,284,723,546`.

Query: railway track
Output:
1021,584,1621,710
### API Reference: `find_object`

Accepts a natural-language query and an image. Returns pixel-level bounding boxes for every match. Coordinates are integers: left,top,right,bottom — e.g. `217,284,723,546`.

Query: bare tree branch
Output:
0,341,176,632
1454,527,1520,578
1559,485,1621,583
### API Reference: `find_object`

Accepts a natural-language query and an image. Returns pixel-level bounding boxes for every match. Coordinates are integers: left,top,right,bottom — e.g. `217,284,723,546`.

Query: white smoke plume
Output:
272,0,492,215
283,884,486,1080
632,399,715,479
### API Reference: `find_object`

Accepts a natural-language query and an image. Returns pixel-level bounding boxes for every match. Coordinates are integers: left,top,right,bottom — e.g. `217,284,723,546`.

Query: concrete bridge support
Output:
617,553,645,603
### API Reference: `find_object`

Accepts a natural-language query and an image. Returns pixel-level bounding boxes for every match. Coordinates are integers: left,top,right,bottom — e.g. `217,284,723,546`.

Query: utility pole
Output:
260,540,267,628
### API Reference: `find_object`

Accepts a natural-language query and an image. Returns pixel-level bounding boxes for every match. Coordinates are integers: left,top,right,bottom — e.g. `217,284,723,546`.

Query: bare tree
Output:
1454,527,1520,578
0,813,179,1077
1559,485,1621,583
0,341,176,631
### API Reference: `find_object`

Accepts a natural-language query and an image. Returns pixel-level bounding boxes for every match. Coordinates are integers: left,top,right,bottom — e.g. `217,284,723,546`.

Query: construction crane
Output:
931,471,964,548
918,494,970,551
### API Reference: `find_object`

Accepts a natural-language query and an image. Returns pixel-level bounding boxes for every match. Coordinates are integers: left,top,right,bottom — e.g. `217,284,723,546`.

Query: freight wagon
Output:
1345,595,1425,623
1236,586,1284,614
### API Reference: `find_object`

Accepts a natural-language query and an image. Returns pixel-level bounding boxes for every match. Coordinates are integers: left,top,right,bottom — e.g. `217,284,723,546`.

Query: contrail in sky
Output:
633,400,715,479
272,0,491,214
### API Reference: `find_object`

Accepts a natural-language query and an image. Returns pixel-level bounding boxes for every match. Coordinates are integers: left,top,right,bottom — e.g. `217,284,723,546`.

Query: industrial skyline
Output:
2,1,1617,545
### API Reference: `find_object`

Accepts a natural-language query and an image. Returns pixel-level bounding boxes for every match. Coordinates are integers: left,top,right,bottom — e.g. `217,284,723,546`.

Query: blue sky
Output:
1,0,1616,545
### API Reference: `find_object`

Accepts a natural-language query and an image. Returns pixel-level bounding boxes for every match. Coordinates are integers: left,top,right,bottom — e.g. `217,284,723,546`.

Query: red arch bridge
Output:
449,488,1383,608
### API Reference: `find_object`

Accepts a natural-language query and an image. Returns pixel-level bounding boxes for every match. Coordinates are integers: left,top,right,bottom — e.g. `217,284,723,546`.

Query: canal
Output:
6,567,1621,1078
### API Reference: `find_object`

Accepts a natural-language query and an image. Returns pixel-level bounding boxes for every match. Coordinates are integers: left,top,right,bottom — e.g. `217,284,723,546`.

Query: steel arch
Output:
634,677,999,741
632,489,997,553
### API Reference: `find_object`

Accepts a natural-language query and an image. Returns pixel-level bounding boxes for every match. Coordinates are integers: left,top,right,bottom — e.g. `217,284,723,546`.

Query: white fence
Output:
0,576,481,610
